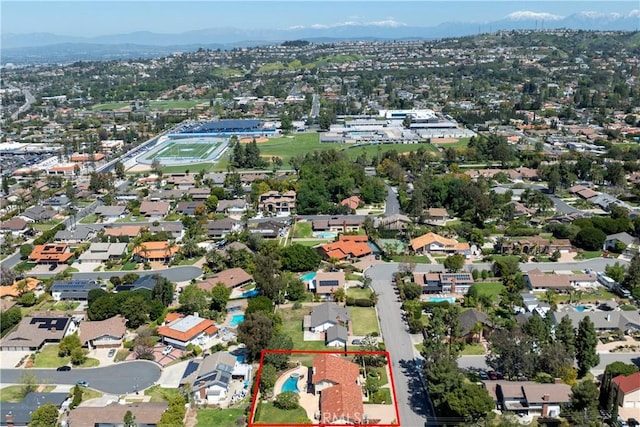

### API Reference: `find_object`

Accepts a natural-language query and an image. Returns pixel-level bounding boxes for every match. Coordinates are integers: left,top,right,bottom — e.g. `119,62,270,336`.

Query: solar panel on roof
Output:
182,361,199,379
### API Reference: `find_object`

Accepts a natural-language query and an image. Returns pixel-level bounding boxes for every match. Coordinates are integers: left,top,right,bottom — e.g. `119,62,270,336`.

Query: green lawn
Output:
369,387,392,405
79,214,99,224
347,306,380,336
292,240,327,247
160,162,215,174
254,402,308,424
278,306,331,350
391,255,431,264
197,408,245,427
144,385,182,403
556,288,617,303
431,137,471,150
121,261,138,271
80,387,103,403
33,345,100,368
472,282,505,301
460,343,485,355
577,250,603,259
347,287,372,299
0,385,55,402
293,222,312,238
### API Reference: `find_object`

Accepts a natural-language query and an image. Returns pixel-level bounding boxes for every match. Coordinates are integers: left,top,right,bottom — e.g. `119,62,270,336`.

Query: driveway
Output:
158,360,189,388
0,360,160,394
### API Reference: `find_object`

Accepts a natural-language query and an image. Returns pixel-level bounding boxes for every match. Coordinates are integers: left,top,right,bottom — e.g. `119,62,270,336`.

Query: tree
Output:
444,382,494,423
279,244,321,272
254,253,284,302
152,275,175,307
1,265,15,287
365,375,381,395
114,161,125,179
284,276,306,301
0,306,21,335
120,294,149,328
88,295,118,320
575,316,600,377
19,244,33,259
568,379,599,424
28,403,59,427
487,328,537,379
573,227,606,251
237,312,274,361
210,283,231,312
70,347,88,366
599,362,638,413
401,282,422,300
547,168,561,193
59,333,82,357
70,384,83,409
555,315,576,358
264,333,293,370
158,395,186,427
443,254,465,273
123,410,136,427
259,363,277,393
133,325,156,359
178,283,209,315
274,391,300,410
20,372,38,399
246,295,274,315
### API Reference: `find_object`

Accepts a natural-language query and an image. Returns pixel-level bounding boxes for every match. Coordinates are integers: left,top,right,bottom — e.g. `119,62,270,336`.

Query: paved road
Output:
458,353,640,373
385,185,400,216
0,361,161,394
310,94,320,118
495,183,582,215
366,263,433,427
35,266,203,282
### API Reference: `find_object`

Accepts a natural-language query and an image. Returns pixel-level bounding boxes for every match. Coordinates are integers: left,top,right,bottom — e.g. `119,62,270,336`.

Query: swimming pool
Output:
229,314,245,328
300,272,316,282
428,297,456,304
281,373,300,393
313,231,337,239
574,305,589,312
241,289,259,298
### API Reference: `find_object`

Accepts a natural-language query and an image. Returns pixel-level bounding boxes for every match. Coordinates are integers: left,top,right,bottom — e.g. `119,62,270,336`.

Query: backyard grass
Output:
33,345,100,368
144,385,182,403
473,282,505,302
291,239,327,247
277,306,331,350
366,387,392,405
391,255,431,264
254,402,307,424
460,343,485,355
196,408,245,427
556,288,617,303
347,306,380,336
0,385,56,402
79,214,99,224
347,287,372,299
293,222,312,238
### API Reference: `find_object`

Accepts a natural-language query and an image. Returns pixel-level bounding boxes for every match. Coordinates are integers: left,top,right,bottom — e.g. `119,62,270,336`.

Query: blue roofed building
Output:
172,119,275,137
114,275,157,293
51,280,100,301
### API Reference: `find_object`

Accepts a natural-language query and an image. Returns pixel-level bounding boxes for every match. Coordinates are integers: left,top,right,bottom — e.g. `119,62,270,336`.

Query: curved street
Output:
0,361,161,394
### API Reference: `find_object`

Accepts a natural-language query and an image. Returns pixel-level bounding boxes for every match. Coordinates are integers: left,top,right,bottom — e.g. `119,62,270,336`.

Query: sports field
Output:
150,141,220,160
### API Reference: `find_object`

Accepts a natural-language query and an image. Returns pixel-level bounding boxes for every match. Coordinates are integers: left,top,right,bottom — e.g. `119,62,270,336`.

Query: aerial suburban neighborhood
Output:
1,8,640,427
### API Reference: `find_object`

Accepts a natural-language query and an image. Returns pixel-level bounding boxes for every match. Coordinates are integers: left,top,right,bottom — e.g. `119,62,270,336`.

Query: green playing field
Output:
150,142,218,159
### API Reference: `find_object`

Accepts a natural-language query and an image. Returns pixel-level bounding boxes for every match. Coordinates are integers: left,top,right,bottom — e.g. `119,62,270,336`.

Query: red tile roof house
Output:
340,195,362,211
319,235,372,261
157,313,218,350
312,354,364,424
79,315,126,349
29,244,74,265
611,372,640,415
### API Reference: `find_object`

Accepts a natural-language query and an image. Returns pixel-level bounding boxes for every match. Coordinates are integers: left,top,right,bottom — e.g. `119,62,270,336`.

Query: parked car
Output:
162,345,173,356
479,371,489,380
488,371,498,380
56,365,71,372
351,339,364,346
107,349,116,358
77,381,89,387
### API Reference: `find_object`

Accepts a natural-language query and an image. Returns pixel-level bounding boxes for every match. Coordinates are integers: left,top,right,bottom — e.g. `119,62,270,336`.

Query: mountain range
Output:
2,10,639,64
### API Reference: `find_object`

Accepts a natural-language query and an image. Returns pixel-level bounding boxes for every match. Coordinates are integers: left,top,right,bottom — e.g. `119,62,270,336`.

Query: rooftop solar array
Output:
30,317,70,331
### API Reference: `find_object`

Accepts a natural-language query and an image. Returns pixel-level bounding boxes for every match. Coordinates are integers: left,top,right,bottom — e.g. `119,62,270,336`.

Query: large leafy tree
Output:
444,382,495,423
487,328,537,379
28,403,59,427
264,333,293,370
575,317,600,377
555,314,576,358
238,312,274,361
151,275,175,307
210,283,231,312
253,253,284,303
178,284,209,315
567,379,600,424
279,244,320,272
599,362,638,413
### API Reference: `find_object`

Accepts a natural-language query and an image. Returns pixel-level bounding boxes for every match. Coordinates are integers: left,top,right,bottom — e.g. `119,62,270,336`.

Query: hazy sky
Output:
3,1,639,36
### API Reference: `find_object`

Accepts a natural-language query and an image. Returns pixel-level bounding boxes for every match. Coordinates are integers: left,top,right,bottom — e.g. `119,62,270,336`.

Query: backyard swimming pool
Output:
428,297,456,304
241,289,259,298
313,231,337,239
281,373,300,393
229,314,245,327
300,272,317,282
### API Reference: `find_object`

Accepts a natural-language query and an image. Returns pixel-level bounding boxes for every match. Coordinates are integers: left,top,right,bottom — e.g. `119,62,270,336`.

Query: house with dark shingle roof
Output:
0,315,72,351
139,201,170,219
68,402,168,427
207,218,241,238
54,225,96,244
303,302,350,333
0,392,69,427
79,315,127,349
187,351,238,404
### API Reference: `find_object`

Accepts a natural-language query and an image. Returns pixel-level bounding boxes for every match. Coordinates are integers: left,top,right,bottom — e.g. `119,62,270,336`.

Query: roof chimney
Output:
541,394,550,417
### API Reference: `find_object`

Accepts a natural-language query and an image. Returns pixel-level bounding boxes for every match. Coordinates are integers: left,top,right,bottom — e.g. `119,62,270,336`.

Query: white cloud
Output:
288,19,407,30
629,9,640,17
505,11,564,21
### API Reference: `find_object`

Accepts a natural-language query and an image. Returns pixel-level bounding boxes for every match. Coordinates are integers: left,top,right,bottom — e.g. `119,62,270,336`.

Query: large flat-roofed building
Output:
174,119,275,137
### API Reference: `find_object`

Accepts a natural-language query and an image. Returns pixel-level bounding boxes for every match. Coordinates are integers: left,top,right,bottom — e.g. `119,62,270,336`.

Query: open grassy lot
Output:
347,306,380,336
144,385,182,402
33,344,99,368
197,408,245,427
460,343,485,355
473,282,505,302
347,287,372,299
254,402,308,424
278,306,330,350
431,137,471,150
0,385,55,402
293,222,312,238
160,162,215,174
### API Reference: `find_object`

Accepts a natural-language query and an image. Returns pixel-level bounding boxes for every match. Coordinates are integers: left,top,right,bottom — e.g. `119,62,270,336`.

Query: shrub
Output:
355,298,373,307
345,297,355,306
371,390,388,404
292,301,302,310
274,391,299,410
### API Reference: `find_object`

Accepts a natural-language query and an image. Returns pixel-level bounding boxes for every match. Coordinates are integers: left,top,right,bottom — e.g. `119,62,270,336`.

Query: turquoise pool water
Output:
428,297,456,304
230,314,245,327
300,272,316,282
241,289,259,298
313,231,337,239
574,305,587,312
281,375,300,393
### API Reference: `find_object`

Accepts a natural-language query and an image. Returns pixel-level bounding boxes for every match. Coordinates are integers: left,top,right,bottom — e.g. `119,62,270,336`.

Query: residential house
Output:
325,325,348,347
157,313,218,349
94,205,127,221
496,237,572,256
207,218,241,238
551,311,640,333
484,381,571,417
1,217,29,237
139,201,170,219
319,235,372,261
0,315,72,351
257,190,296,215
424,207,450,226
103,225,142,240
376,213,411,231
0,392,69,427
29,244,73,265
313,217,364,233
410,232,470,257
0,278,41,300
133,241,179,263
20,206,56,222
504,201,535,218
67,402,169,427
175,201,205,216
198,268,253,291
312,354,363,424
340,196,362,211
568,185,599,200
310,271,346,298
150,223,184,241
187,351,237,404
611,372,640,414
188,187,211,200
54,225,96,244
114,275,158,292
77,242,127,263
458,309,493,343
79,315,127,349
249,220,287,238
524,269,597,292
149,189,185,201
603,232,637,253
216,199,248,216
166,174,196,190
42,195,70,210
51,280,100,301
303,302,350,347
413,272,474,294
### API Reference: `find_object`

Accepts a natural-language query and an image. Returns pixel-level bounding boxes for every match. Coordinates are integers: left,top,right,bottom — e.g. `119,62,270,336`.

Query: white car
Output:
162,345,173,356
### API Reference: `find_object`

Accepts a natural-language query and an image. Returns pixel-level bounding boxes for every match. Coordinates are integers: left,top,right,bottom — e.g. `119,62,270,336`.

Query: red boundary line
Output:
248,349,400,427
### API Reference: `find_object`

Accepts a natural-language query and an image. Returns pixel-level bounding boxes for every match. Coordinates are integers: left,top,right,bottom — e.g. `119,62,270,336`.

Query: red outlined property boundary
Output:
248,349,400,427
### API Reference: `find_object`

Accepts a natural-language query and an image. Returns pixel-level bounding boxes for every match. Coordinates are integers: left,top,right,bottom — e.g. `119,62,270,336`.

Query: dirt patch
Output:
239,137,269,143
432,138,460,144
127,164,152,173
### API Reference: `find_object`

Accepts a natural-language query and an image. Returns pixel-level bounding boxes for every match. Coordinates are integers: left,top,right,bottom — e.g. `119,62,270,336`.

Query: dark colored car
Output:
77,381,89,387
57,366,71,372
488,371,498,380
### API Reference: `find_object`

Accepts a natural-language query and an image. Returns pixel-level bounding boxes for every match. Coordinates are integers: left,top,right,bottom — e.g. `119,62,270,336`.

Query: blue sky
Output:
2,1,639,36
